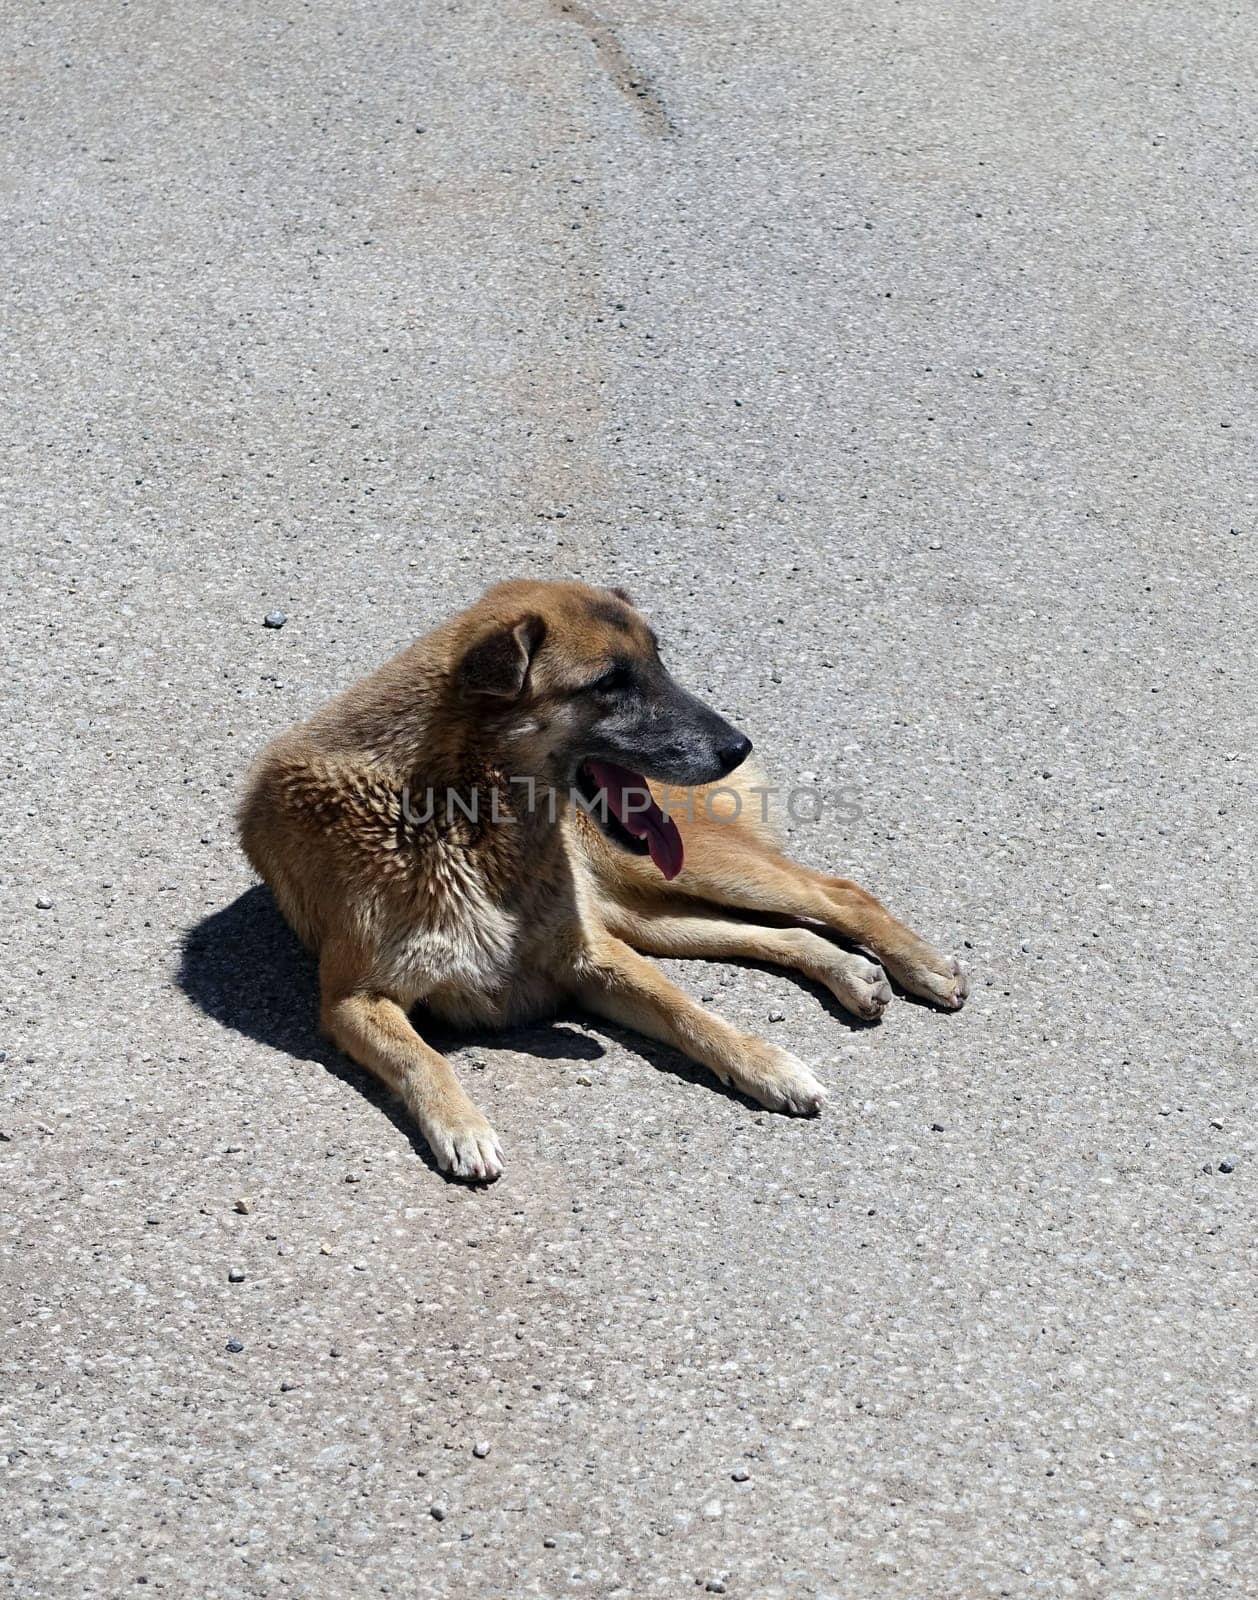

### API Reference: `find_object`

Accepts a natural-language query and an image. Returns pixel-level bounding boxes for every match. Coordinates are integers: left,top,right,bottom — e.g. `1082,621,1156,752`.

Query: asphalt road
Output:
2,1,1255,1595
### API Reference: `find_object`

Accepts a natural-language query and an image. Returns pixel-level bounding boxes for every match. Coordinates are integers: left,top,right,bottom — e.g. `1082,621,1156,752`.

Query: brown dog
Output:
238,580,968,1180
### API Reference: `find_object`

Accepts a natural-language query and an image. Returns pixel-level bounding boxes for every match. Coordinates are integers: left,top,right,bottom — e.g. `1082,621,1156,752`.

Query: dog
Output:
238,579,968,1180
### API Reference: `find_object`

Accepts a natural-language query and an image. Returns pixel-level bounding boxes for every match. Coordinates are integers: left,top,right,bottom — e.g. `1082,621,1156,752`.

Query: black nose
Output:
717,733,753,775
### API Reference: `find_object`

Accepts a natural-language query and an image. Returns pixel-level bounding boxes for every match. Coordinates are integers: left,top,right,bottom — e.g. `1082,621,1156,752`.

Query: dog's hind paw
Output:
825,953,894,1021
888,947,970,1011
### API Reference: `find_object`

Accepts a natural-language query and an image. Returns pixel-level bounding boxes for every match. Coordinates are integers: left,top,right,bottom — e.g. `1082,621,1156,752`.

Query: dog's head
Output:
450,580,751,878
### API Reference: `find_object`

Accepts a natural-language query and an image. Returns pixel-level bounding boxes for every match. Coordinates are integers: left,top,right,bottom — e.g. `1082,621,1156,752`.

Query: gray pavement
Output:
2,1,1255,1595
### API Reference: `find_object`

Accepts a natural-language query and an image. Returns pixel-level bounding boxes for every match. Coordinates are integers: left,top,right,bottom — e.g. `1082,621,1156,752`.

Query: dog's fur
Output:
238,580,967,1179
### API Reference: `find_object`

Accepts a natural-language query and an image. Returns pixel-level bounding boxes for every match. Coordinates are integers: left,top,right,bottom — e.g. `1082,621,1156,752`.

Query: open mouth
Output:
576,759,685,881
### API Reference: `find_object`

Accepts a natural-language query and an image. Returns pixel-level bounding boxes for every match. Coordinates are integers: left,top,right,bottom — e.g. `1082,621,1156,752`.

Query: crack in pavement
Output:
550,0,676,138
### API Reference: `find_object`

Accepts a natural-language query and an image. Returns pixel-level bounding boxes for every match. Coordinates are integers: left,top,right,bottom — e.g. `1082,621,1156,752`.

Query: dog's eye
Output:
590,665,633,694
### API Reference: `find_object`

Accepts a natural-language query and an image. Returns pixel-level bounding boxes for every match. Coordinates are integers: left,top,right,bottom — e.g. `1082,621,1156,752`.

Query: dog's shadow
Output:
176,885,605,1172
180,885,326,1069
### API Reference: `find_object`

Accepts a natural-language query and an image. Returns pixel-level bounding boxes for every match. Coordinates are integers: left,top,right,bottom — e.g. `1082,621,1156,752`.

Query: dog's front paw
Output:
422,1109,504,1182
743,1047,827,1117
887,946,970,1011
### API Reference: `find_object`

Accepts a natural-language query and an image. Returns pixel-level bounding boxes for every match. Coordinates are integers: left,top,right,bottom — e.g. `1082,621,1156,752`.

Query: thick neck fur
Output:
297,618,563,838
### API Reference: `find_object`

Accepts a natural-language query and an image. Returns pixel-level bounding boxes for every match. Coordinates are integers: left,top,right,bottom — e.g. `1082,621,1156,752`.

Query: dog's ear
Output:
457,614,546,699
607,585,634,606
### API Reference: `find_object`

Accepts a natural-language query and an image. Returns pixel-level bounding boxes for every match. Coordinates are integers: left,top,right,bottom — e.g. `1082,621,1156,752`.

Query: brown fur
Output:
238,580,967,1180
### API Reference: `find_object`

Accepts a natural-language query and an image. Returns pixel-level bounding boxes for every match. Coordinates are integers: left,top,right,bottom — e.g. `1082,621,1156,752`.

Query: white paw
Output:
751,1047,827,1116
424,1113,504,1182
827,953,894,1020
923,953,970,1010
889,948,970,1011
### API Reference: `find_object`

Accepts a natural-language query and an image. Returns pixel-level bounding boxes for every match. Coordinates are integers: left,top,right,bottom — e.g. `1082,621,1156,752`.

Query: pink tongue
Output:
586,760,685,881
